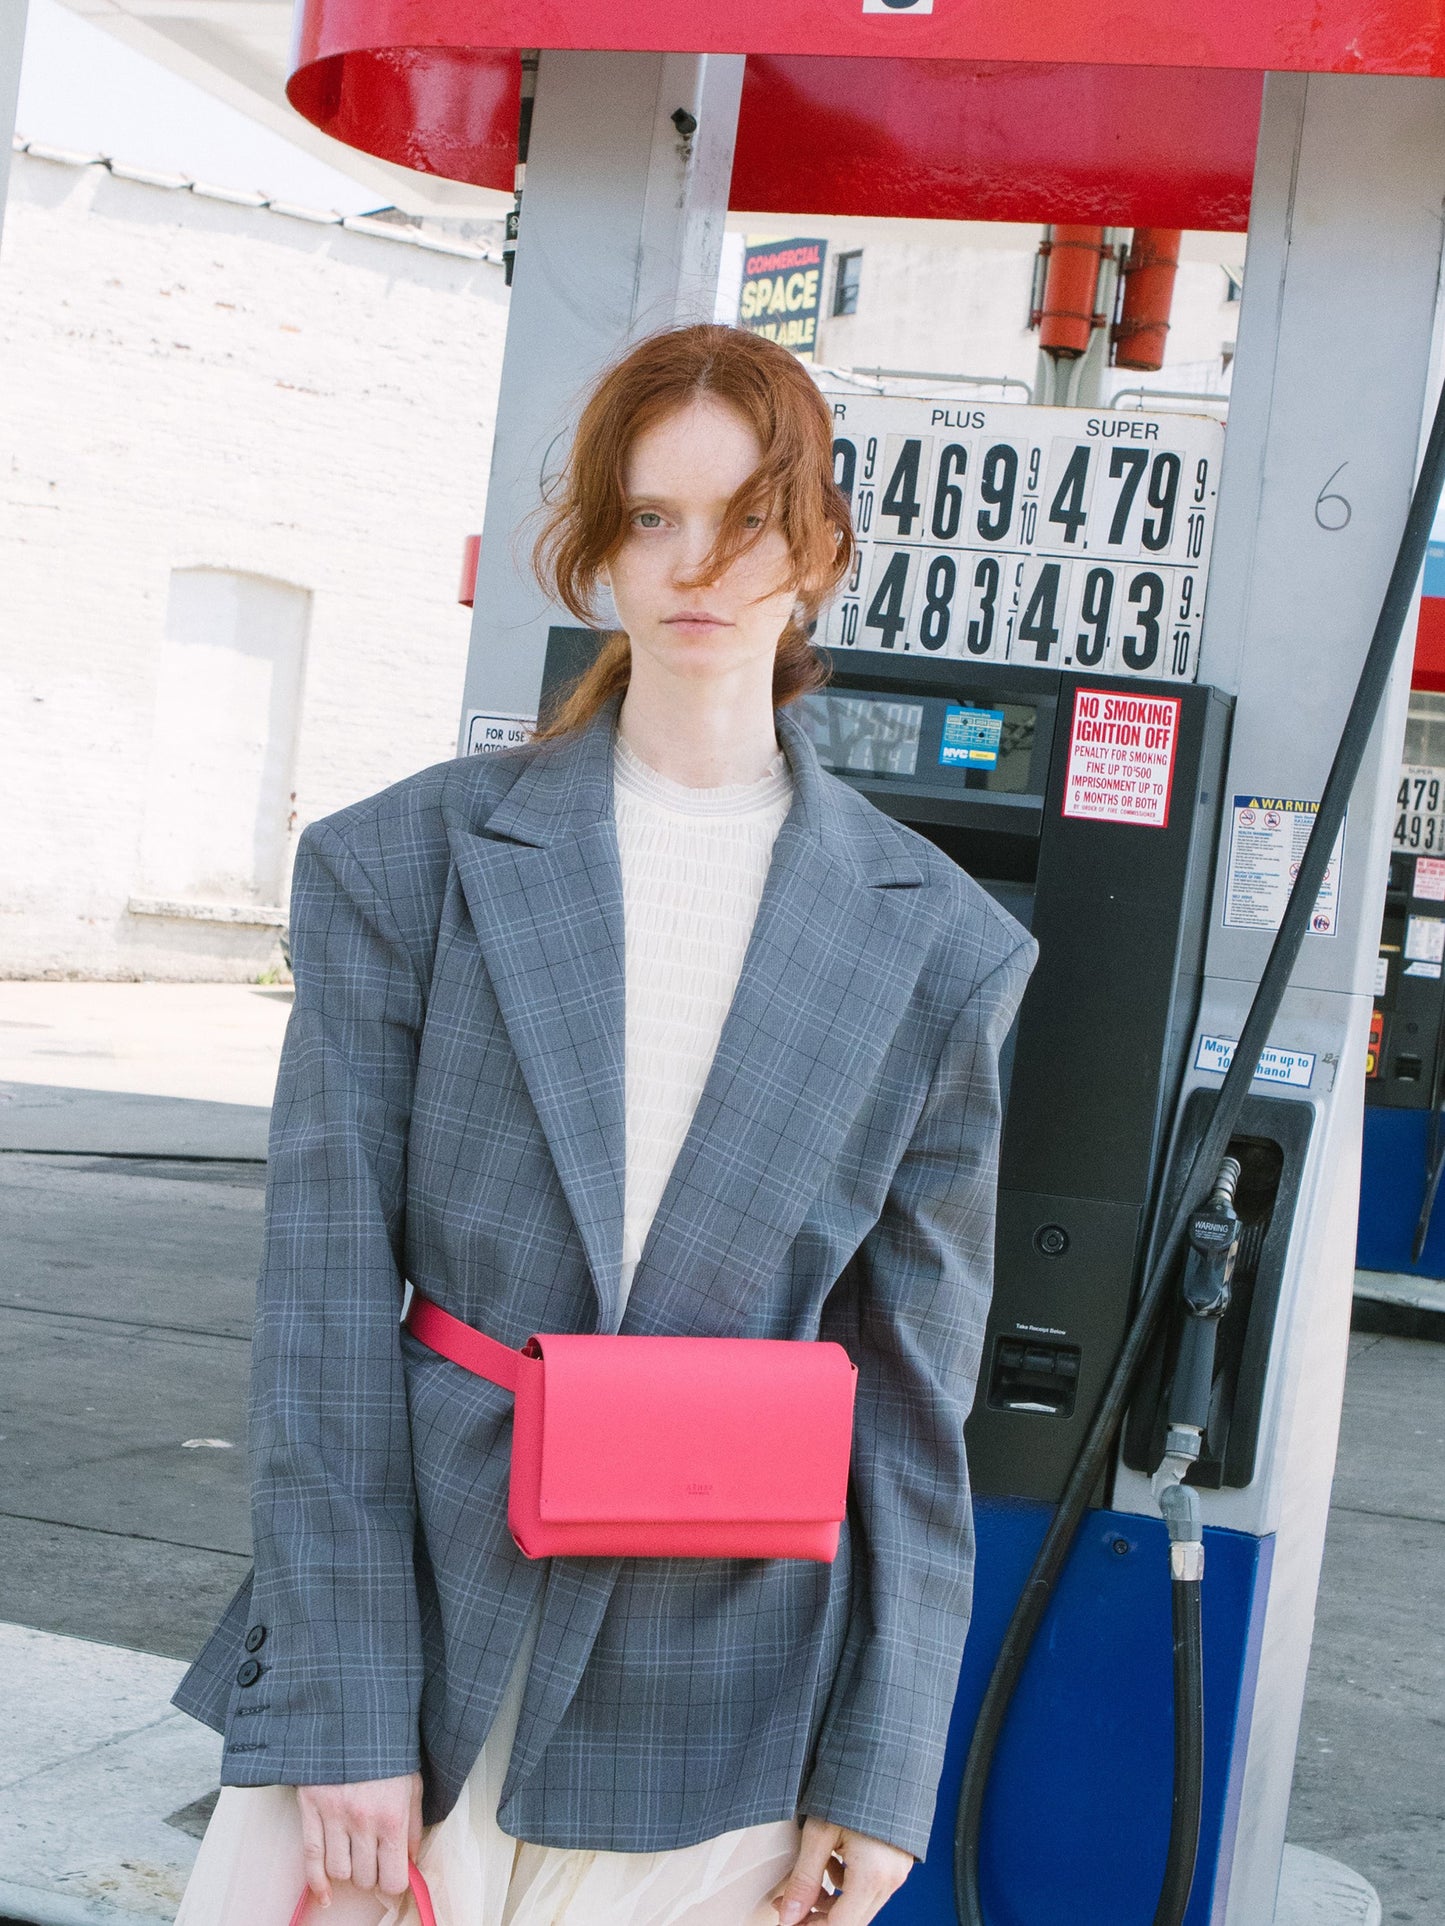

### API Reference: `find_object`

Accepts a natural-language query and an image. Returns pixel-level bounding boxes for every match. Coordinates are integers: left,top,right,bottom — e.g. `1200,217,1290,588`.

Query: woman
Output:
171,324,1035,1926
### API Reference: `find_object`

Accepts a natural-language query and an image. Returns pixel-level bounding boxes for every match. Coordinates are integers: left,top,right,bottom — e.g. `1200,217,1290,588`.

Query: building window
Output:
1223,266,1244,304
833,251,862,317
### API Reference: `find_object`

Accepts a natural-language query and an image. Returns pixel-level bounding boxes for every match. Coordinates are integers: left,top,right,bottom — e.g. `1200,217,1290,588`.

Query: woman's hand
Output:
772,1815,914,1924
297,1772,424,1907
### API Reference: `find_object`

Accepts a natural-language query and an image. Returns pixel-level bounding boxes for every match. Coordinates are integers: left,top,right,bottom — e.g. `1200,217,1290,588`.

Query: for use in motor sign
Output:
465,711,535,756
1223,796,1343,936
1061,688,1180,827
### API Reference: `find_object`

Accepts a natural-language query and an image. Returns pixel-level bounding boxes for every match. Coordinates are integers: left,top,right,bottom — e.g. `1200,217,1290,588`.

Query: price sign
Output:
820,394,1223,682
1394,763,1445,854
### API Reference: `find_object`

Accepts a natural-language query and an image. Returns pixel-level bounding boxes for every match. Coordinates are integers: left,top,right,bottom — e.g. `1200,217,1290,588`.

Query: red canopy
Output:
287,0,1444,226
292,0,1445,74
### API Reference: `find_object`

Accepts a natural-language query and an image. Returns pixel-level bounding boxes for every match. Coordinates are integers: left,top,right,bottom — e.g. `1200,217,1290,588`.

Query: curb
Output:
1353,1268,1445,1343
1275,1845,1382,1925
0,1880,172,1926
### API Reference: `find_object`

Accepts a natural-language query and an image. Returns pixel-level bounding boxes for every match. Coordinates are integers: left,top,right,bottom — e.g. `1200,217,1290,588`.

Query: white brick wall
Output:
0,151,508,979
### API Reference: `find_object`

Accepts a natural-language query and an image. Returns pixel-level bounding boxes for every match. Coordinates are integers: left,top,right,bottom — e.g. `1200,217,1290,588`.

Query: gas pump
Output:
279,9,1445,1923
1358,687,1445,1276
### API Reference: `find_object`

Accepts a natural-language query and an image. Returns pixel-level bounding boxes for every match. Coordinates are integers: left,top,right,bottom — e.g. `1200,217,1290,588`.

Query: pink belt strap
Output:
404,1290,532,1392
288,1864,435,1925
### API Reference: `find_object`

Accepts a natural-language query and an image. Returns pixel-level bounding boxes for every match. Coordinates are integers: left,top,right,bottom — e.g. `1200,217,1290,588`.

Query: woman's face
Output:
606,395,798,688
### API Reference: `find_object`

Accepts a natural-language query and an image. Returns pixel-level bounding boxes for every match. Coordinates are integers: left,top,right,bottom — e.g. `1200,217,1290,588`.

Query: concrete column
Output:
0,0,28,254
458,50,744,745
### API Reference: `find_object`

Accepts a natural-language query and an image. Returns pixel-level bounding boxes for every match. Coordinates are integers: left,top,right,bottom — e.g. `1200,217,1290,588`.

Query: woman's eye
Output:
743,514,765,530
634,511,664,529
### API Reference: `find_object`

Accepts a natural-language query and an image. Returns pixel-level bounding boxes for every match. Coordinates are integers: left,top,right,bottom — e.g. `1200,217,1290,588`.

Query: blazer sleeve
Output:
799,932,1037,1860
220,815,427,1790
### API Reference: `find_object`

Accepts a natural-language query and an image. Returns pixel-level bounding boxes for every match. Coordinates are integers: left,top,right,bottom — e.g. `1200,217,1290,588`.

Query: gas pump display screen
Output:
820,393,1223,683
797,690,1037,794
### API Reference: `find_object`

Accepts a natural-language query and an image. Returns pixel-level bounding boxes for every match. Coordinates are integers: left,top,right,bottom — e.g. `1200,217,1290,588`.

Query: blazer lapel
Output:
446,703,627,1329
623,705,939,1334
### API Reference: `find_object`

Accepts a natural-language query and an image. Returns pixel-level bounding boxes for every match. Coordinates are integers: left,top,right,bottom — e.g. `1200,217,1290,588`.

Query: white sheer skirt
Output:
173,1604,802,1926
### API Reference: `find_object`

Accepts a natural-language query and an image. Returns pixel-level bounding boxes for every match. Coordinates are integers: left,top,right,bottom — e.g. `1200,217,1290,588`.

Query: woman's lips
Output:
664,613,728,626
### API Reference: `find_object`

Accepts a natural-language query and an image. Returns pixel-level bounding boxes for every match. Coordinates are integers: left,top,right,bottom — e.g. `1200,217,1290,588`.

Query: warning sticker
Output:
1416,856,1445,901
1194,1035,1316,1089
1223,796,1343,937
1405,914,1445,964
1061,689,1181,828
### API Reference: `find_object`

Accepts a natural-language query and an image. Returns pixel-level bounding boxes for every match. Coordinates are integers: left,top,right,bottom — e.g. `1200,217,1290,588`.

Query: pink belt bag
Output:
290,1865,434,1925
403,1289,857,1561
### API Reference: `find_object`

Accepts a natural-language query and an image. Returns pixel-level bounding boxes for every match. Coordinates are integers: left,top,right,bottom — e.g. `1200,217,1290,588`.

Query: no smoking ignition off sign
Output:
1062,689,1181,828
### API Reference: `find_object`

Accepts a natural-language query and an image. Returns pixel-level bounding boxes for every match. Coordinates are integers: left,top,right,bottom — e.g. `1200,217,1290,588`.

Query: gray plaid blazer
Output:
172,693,1034,1860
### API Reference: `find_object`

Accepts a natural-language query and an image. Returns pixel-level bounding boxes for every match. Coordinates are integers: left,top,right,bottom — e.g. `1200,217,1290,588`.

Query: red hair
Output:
531,325,854,738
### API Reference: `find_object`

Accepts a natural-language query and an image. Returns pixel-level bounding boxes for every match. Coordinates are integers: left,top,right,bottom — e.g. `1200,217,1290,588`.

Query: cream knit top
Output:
612,732,794,1310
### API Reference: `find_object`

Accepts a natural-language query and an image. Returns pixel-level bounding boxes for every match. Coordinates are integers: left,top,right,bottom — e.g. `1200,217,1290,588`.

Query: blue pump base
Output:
1357,1103,1445,1278
879,1498,1271,1926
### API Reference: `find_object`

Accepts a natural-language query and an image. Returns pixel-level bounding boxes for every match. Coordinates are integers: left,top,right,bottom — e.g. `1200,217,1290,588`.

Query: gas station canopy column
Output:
457,50,744,735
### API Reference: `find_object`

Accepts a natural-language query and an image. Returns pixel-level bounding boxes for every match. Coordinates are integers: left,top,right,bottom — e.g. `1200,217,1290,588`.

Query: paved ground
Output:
0,982,287,1158
0,985,1438,1923
1284,1332,1445,1922
0,1152,258,1660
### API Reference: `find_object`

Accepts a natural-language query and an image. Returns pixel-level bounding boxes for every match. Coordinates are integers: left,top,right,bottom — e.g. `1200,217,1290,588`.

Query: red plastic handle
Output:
287,1862,435,1926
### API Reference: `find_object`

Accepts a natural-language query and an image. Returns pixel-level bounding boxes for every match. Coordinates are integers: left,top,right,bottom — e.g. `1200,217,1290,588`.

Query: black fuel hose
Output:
1154,1572,1205,1926
955,363,1445,1926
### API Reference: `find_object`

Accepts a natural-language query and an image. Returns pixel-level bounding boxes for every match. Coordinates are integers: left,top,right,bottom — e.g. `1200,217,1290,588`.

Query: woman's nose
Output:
672,524,716,584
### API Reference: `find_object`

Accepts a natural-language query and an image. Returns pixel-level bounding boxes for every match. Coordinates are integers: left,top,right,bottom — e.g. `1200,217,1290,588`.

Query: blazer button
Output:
244,1624,267,1653
236,1658,263,1688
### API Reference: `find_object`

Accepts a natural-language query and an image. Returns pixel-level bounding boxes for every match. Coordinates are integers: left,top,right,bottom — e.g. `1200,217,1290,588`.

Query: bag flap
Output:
533,1336,856,1525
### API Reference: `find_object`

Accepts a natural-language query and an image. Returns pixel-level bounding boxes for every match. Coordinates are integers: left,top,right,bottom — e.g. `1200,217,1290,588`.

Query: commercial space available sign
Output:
739,238,827,360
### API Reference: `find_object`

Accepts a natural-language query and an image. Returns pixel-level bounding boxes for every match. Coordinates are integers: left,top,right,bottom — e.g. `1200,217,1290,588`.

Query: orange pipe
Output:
1112,227,1181,371
459,533,481,607
1036,225,1106,359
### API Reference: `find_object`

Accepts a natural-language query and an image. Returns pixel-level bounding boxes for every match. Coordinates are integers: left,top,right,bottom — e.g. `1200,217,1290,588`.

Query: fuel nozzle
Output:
1171,1155,1241,1434
1153,1156,1243,1516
